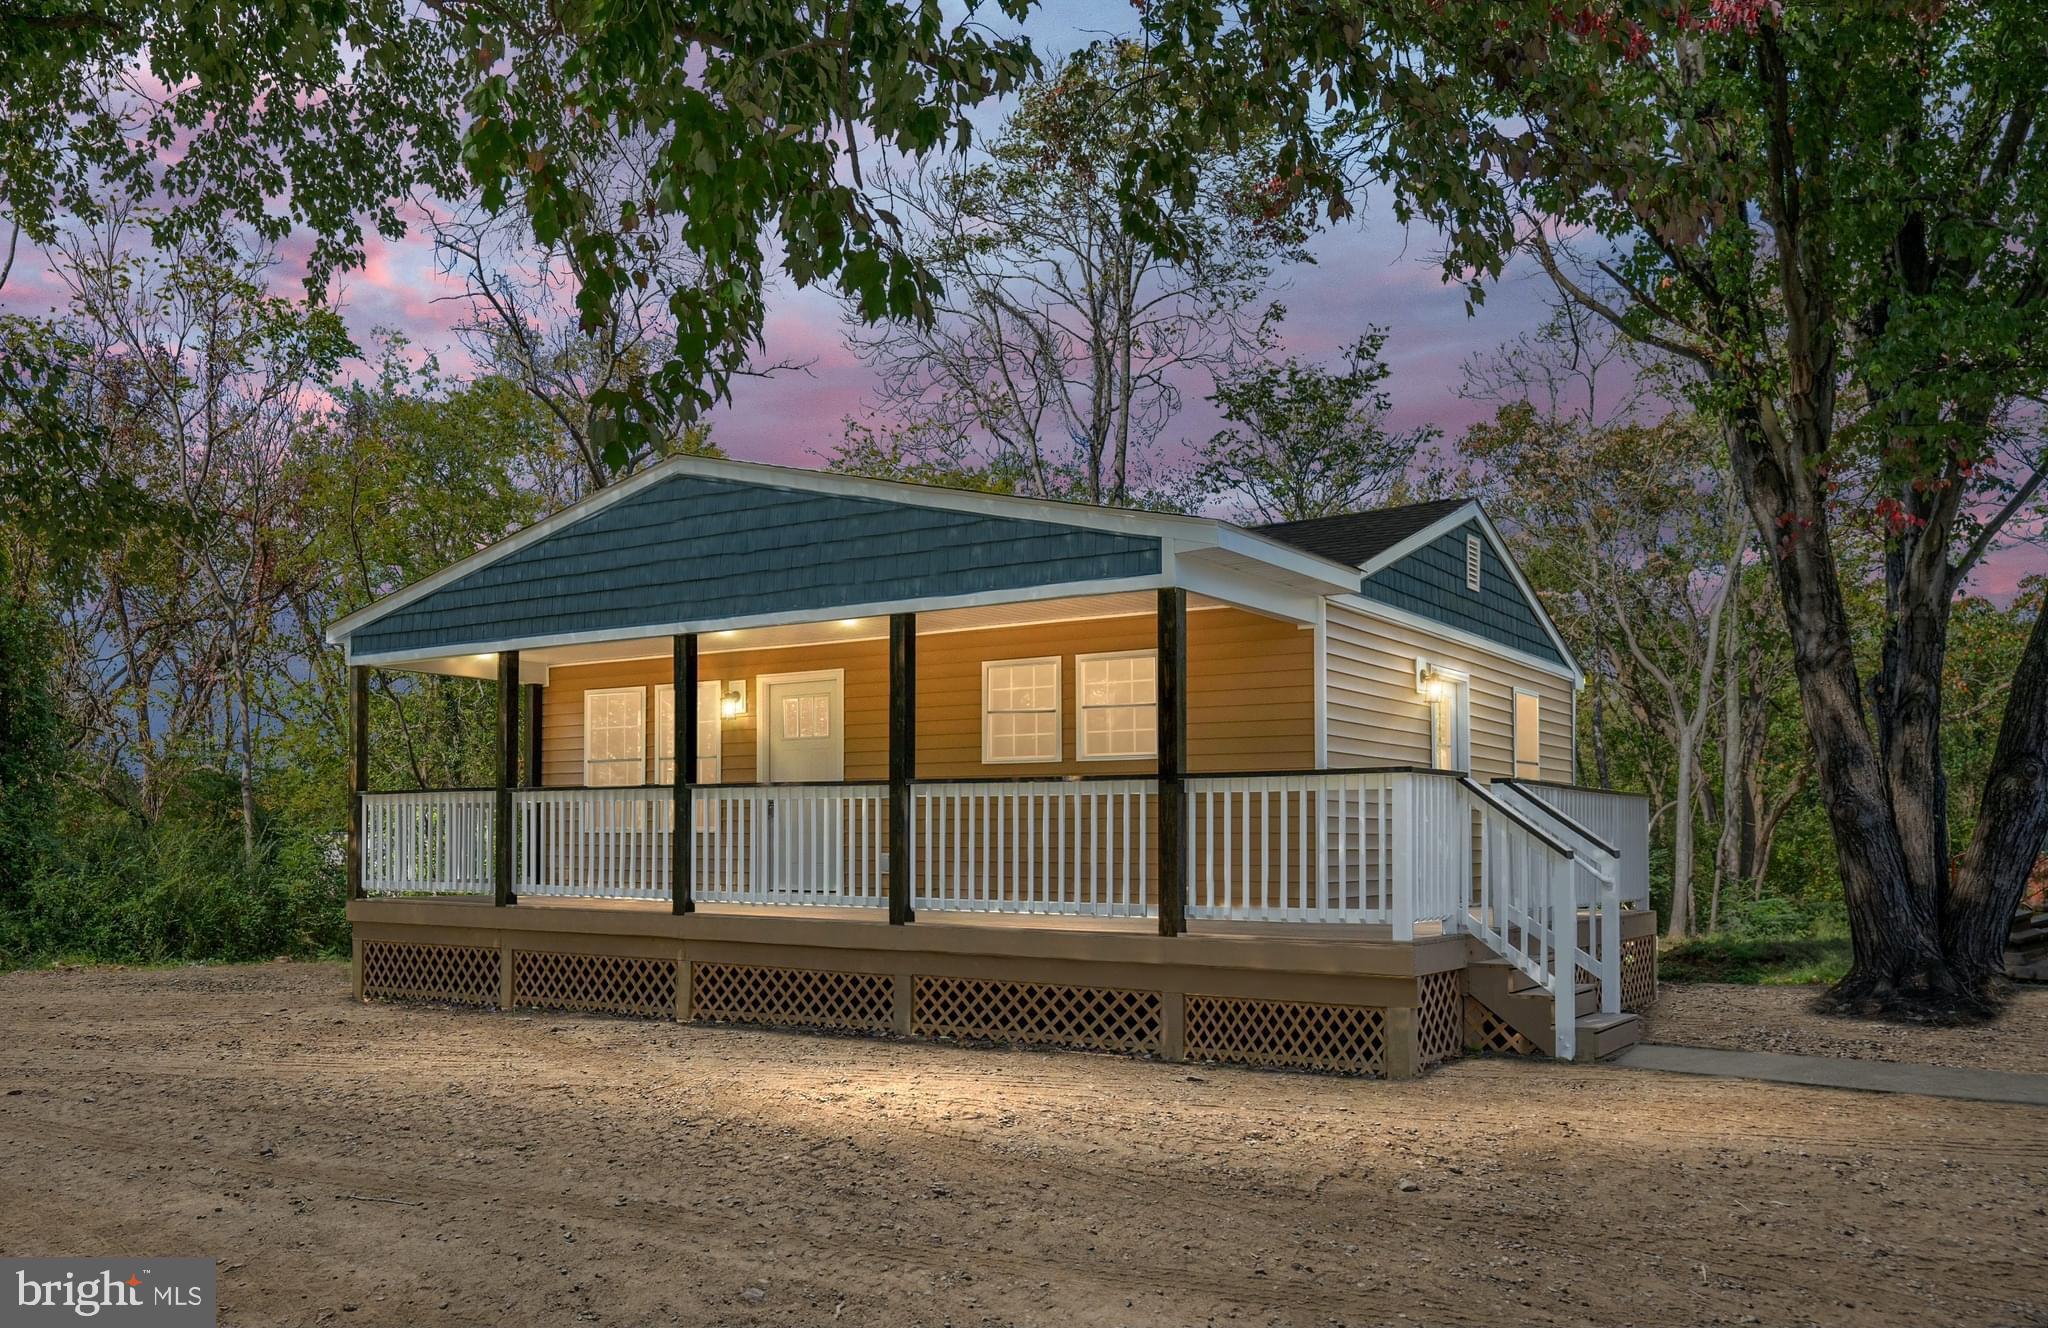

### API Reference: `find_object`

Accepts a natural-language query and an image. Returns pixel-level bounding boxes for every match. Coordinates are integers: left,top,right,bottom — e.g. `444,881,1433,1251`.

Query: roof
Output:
1251,499,1476,568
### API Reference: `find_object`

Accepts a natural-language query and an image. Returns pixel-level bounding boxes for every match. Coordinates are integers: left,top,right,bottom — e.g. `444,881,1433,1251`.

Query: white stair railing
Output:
360,790,495,895
1494,781,1624,1015
910,779,1153,916
1457,777,1583,1060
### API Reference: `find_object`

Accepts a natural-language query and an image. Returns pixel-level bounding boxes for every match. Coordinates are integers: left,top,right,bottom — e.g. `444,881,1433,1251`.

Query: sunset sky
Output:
3,6,2039,599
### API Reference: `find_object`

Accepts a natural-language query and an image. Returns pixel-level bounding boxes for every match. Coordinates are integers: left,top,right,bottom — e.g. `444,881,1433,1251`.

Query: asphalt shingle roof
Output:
1249,498,1474,569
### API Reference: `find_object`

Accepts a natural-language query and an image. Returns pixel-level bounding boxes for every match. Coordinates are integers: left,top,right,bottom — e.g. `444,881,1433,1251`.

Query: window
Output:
1513,690,1542,780
982,657,1061,763
654,680,724,784
583,687,646,786
1465,533,1483,592
1077,650,1157,760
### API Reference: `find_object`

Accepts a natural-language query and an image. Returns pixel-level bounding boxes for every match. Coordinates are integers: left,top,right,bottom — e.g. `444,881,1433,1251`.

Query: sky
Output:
2,8,2038,600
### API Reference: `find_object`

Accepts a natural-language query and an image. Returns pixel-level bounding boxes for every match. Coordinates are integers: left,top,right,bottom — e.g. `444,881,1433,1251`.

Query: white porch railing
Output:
360,790,494,895
1183,771,1393,923
909,779,1154,916
694,783,890,908
1493,781,1624,1016
1501,779,1651,909
514,787,671,901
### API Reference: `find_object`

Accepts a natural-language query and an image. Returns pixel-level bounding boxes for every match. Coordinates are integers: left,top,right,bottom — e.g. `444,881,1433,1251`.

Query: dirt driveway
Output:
3,963,2042,1327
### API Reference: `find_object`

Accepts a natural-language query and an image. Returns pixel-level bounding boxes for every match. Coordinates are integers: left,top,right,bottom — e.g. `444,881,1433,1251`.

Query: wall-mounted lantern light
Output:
720,679,748,718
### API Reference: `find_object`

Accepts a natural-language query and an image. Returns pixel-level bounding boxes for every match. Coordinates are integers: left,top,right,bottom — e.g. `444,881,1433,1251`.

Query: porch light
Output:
720,679,747,718
1418,662,1456,701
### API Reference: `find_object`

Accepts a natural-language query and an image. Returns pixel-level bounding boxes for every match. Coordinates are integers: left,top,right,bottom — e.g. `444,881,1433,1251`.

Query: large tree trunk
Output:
1874,521,1958,925
1941,590,2048,992
1668,728,1697,939
1725,413,1957,1013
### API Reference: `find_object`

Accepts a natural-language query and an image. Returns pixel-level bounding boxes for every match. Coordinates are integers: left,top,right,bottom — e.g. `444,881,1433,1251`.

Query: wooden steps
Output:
1465,957,1641,1061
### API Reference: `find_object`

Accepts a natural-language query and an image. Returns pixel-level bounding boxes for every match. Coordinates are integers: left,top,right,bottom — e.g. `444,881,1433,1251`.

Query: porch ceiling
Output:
373,590,1249,681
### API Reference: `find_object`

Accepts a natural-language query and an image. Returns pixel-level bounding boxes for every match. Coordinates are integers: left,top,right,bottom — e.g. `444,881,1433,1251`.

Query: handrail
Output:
363,765,1472,797
1457,777,1574,858
1494,779,1620,857
1499,777,1651,802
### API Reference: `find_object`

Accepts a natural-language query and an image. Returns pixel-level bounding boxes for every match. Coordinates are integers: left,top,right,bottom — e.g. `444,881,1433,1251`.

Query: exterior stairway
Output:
1465,947,1643,1062
2010,906,2048,983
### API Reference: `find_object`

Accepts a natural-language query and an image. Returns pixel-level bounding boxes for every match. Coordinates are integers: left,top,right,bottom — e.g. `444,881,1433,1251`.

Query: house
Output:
327,456,1656,1076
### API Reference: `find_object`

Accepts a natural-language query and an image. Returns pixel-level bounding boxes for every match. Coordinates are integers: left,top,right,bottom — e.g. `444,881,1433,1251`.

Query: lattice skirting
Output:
913,976,1160,1055
691,962,894,1035
1463,996,1537,1056
1184,994,1387,1076
1621,933,1658,1011
1416,970,1464,1068
361,941,500,1006
513,951,678,1019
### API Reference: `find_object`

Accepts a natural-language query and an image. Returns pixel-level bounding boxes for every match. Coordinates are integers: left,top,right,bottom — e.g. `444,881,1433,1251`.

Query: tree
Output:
845,43,1307,505
0,546,63,899
1195,329,1433,522
1141,0,2048,1015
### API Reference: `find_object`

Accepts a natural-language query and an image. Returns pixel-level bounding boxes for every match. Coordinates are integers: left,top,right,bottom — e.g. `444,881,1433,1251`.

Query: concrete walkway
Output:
1610,1043,2048,1107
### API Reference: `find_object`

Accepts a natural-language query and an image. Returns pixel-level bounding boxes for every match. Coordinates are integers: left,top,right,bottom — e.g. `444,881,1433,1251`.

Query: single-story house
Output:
327,456,1654,1076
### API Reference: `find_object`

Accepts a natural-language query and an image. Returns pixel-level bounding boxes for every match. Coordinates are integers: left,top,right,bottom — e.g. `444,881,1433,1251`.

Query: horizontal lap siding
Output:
539,607,1312,784
1323,603,1574,781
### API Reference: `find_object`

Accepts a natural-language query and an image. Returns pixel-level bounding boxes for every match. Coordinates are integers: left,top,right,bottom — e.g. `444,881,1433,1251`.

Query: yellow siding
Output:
538,606,1314,784
1322,600,1575,781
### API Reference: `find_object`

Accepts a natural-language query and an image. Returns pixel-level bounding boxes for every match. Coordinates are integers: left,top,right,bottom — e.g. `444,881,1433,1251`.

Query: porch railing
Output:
514,787,671,902
694,783,890,908
360,790,495,896
909,778,1154,916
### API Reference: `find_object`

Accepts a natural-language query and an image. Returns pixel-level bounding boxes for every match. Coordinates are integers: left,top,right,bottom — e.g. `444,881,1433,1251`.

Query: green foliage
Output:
0,553,63,900
1659,932,1854,987
0,775,348,969
1195,329,1436,522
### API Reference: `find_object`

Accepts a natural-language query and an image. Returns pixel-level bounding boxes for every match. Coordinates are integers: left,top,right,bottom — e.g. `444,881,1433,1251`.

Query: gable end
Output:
1358,519,1566,667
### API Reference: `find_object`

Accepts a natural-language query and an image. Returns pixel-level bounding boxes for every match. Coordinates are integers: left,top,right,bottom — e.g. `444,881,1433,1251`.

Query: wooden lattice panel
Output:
1416,970,1464,1068
361,941,499,1007
912,976,1161,1055
1463,996,1537,1056
1622,933,1657,1011
691,962,893,1035
512,951,677,1020
1183,994,1386,1076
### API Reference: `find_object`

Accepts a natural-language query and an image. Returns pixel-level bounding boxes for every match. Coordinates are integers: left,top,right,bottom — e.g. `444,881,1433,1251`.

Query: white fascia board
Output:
1171,553,1325,624
1332,592,1584,685
1351,500,1582,682
327,454,1358,646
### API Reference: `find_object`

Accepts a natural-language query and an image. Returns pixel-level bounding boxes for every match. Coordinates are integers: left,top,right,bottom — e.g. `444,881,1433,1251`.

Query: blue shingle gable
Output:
349,474,1162,656
1358,520,1566,666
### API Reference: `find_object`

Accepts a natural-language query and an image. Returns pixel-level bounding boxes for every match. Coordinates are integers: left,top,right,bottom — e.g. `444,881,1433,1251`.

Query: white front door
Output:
757,672,845,894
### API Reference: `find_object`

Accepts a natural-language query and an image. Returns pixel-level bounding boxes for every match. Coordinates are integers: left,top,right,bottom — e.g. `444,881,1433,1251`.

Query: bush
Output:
0,772,349,969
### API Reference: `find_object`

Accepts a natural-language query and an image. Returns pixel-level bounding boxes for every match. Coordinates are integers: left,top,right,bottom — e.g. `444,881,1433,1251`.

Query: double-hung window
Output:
982,657,1061,763
1076,650,1157,760
583,687,647,786
653,680,724,784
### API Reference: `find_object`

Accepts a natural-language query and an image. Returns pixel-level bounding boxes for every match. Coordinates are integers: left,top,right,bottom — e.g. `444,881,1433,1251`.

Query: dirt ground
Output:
1644,981,2048,1072
4,963,2044,1328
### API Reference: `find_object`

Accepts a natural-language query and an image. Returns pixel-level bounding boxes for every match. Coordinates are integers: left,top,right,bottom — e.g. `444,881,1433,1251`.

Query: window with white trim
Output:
654,680,724,784
1513,690,1542,780
583,687,646,786
1077,650,1157,760
1465,533,1483,592
982,657,1061,763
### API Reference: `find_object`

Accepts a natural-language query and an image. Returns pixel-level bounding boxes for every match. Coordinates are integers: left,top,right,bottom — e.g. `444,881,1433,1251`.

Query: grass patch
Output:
1659,934,1852,986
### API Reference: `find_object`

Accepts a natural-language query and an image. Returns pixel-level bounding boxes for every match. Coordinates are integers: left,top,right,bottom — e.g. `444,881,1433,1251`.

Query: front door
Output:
757,672,845,894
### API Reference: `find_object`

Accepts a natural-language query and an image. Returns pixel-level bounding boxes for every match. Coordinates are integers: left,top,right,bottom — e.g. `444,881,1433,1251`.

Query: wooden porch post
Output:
672,633,697,915
889,612,916,925
347,664,368,900
494,649,519,907
523,683,543,787
1157,587,1188,937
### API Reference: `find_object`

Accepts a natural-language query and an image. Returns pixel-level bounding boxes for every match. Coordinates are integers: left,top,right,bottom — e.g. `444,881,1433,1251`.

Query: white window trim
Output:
1075,648,1159,763
654,680,725,785
1416,659,1470,773
582,685,648,786
980,656,1063,765
1512,687,1543,781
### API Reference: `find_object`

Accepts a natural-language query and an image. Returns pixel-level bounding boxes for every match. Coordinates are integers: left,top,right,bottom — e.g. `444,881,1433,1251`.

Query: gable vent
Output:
1465,534,1482,592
